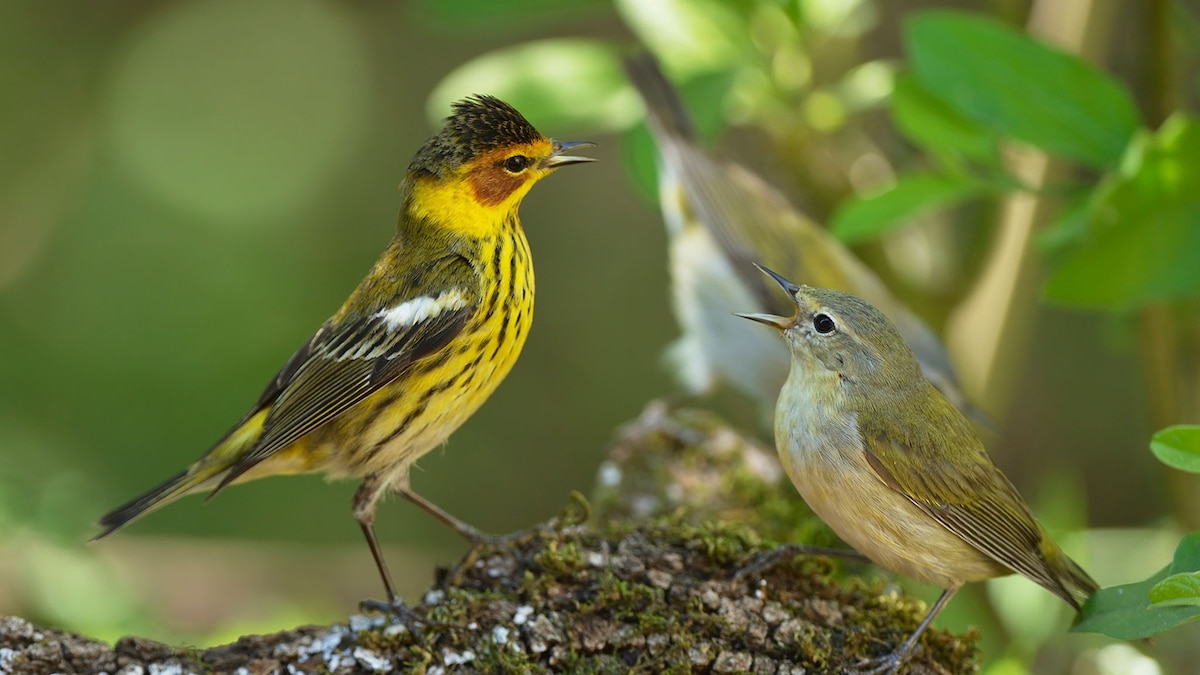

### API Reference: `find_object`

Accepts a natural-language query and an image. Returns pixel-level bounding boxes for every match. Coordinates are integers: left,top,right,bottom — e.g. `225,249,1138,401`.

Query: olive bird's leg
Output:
862,586,959,675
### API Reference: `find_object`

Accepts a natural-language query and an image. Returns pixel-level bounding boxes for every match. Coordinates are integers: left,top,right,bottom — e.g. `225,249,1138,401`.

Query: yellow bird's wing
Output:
856,397,1088,608
210,254,479,490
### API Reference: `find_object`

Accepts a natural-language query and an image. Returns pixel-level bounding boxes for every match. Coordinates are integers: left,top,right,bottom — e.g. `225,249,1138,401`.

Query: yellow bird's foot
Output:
733,542,868,587
853,649,911,675
445,492,592,586
357,597,463,645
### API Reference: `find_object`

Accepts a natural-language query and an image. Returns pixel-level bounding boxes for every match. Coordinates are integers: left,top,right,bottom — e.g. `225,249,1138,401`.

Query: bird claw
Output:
445,492,591,586
357,597,462,644
852,650,909,675
444,522,559,587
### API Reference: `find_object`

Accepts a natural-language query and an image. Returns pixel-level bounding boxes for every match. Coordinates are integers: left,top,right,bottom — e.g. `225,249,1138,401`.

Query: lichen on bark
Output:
0,405,980,674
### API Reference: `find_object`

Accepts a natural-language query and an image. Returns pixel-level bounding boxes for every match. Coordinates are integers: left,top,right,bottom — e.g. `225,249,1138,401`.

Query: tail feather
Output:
95,409,271,540
1059,553,1100,611
1039,543,1099,612
93,467,221,540
622,52,697,141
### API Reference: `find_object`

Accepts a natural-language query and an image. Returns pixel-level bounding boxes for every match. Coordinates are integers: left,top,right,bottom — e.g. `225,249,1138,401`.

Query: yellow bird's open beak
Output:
541,140,596,169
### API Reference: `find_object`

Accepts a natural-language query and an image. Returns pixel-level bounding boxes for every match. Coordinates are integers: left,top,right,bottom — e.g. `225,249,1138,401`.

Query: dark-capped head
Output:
414,96,541,172
406,95,595,211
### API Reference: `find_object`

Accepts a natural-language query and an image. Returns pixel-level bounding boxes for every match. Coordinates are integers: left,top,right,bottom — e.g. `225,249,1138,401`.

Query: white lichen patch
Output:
349,614,386,633
513,604,534,625
424,589,446,605
598,461,622,487
148,665,192,675
282,622,356,671
492,625,510,645
443,649,476,665
353,646,393,672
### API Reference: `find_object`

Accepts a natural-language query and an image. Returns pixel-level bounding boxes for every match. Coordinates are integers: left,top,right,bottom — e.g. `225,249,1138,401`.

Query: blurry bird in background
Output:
623,53,979,421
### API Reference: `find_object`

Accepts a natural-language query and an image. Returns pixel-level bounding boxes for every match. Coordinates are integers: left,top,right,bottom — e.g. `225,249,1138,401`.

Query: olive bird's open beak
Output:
754,263,802,297
736,312,792,330
541,140,597,169
735,264,801,330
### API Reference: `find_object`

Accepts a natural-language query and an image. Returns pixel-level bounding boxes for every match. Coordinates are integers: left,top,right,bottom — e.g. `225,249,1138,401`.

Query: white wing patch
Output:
374,289,468,331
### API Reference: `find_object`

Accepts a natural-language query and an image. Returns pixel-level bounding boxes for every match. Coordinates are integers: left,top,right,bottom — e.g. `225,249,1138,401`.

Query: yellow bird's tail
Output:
93,409,269,539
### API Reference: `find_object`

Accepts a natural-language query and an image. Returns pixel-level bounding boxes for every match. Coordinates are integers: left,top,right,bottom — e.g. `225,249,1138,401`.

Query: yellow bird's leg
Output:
398,482,533,589
352,473,400,603
355,473,447,632
398,483,492,544
399,480,580,588
861,586,959,675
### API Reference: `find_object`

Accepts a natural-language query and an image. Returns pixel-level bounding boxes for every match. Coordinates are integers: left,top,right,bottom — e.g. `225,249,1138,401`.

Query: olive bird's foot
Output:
733,543,868,586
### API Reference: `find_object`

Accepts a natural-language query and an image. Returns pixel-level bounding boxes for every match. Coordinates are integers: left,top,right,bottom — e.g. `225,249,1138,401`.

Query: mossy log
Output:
0,405,980,674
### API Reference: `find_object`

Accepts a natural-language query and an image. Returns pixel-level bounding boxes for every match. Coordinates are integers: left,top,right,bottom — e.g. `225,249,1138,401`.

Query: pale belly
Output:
775,385,1006,588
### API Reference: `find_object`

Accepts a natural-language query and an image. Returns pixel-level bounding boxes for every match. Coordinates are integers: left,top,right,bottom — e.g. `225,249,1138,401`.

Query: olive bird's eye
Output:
504,155,531,173
813,313,836,334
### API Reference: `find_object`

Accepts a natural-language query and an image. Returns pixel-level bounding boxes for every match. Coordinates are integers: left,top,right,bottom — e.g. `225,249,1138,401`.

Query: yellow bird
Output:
741,267,1096,674
624,53,977,419
95,96,594,611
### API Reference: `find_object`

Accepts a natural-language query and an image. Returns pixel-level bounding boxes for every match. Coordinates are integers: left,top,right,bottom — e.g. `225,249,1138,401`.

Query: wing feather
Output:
858,398,1075,602
209,254,477,490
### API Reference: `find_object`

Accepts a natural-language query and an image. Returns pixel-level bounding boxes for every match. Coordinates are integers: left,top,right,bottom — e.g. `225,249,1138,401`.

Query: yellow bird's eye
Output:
503,155,531,173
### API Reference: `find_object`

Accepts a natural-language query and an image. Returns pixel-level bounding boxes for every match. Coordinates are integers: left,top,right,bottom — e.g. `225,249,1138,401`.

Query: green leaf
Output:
1035,192,1091,254
1150,572,1200,607
427,39,639,135
830,172,984,244
906,11,1140,168
614,0,751,76
621,123,660,203
1074,531,1200,638
1045,114,1200,309
890,73,999,166
1151,425,1200,473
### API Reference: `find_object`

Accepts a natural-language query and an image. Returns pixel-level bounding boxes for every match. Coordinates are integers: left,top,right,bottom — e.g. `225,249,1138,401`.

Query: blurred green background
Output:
2,0,1199,672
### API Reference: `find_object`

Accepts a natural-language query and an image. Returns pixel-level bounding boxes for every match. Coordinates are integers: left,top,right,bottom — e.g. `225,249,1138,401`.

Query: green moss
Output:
336,514,979,673
0,405,979,674
591,404,841,547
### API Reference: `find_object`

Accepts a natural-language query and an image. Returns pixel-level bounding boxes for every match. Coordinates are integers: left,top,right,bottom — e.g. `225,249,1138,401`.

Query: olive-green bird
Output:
741,267,1096,674
623,53,977,419
94,96,594,611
